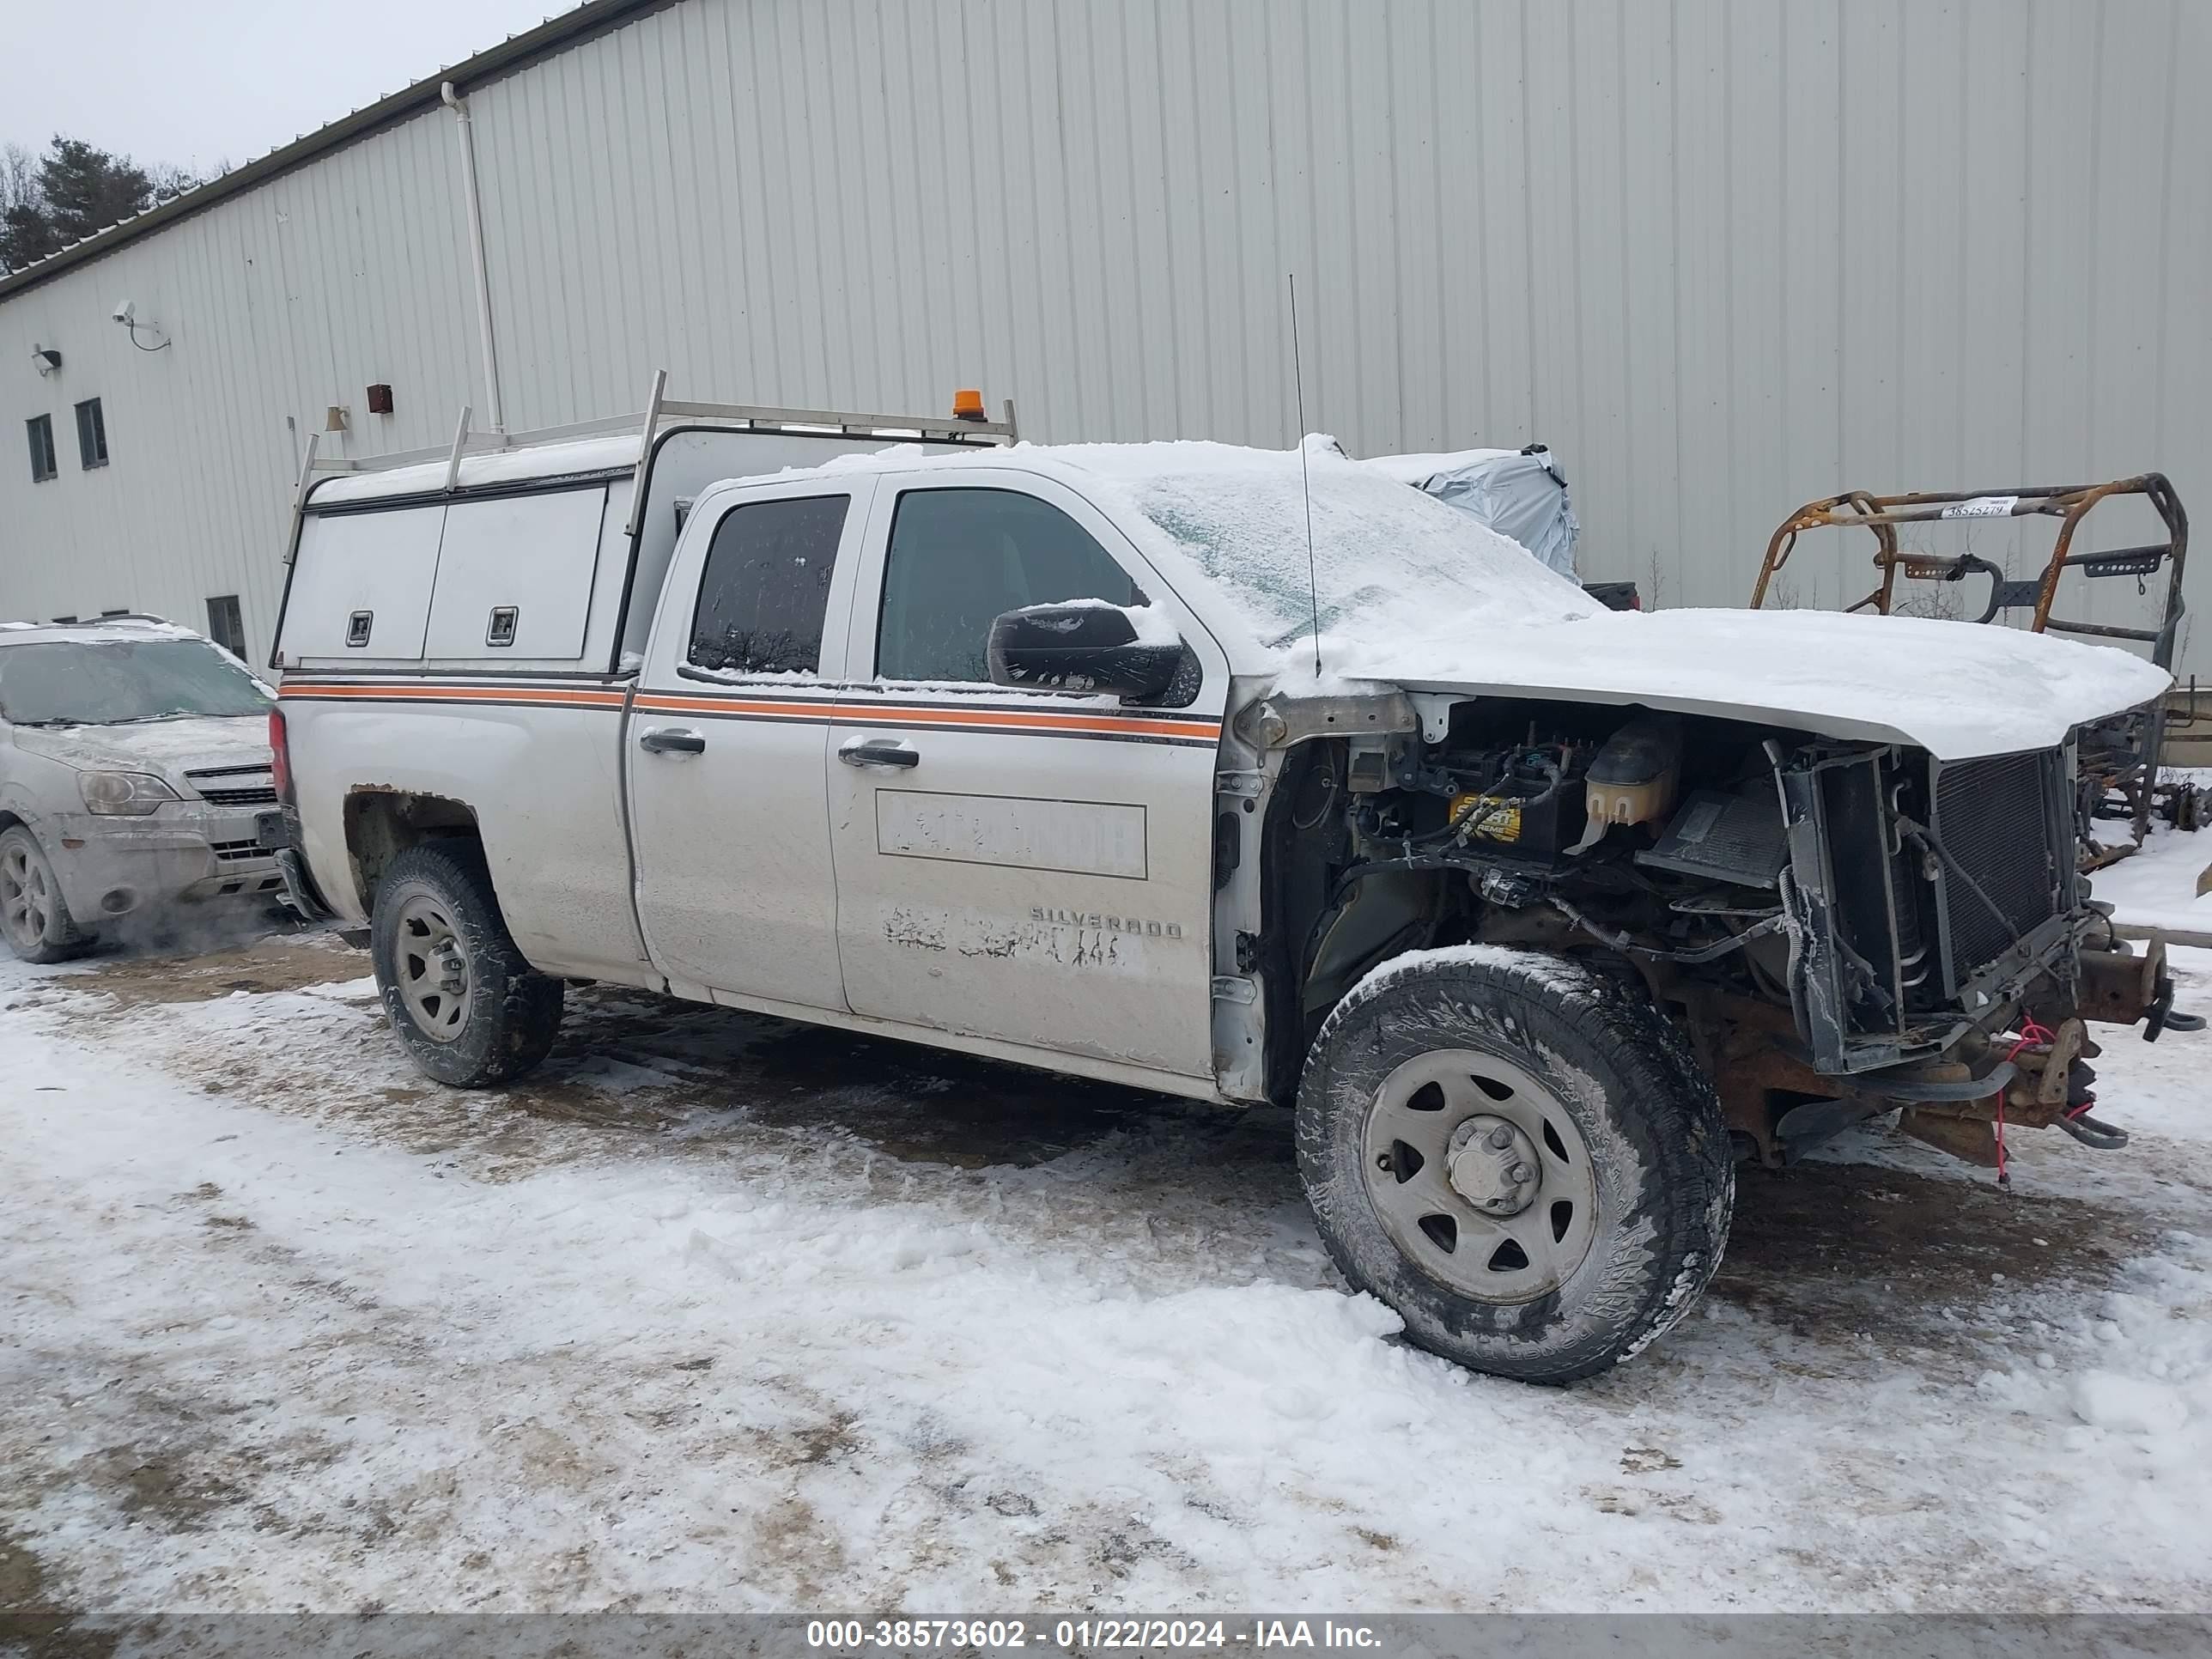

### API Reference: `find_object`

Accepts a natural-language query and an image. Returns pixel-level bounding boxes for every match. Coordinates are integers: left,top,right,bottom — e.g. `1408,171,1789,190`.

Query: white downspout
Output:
441,82,505,434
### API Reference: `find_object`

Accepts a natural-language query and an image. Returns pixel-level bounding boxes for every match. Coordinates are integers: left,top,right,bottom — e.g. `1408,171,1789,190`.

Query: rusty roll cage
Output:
1749,474,2189,670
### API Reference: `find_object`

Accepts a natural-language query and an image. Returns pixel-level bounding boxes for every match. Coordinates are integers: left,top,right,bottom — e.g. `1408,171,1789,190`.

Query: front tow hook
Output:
2142,969,2204,1039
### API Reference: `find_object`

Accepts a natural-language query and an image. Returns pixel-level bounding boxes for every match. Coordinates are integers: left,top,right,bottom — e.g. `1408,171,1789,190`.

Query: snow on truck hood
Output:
790,437,2168,758
1301,605,2172,761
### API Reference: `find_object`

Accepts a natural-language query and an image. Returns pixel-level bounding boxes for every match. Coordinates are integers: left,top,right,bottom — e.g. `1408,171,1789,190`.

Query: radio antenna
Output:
1288,273,1322,678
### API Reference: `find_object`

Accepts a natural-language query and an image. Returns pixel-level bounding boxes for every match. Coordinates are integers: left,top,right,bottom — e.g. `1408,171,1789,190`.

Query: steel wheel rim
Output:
394,893,474,1042
1361,1047,1601,1304
1,843,50,948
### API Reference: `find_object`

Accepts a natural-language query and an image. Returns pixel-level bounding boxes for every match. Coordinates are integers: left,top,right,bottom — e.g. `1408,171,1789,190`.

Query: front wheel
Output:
0,824,88,964
370,842,562,1087
1297,947,1733,1382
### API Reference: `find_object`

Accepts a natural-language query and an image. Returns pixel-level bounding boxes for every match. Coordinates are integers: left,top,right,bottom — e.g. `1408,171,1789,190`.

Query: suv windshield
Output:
0,638,271,726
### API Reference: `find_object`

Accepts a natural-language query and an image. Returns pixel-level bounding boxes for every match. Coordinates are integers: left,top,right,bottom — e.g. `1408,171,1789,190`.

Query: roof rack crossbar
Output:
9,611,179,629
653,398,1017,441
307,373,1018,483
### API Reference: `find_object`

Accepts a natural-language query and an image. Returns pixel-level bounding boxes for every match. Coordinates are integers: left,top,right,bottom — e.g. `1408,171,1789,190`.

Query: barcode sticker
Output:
1942,495,2020,520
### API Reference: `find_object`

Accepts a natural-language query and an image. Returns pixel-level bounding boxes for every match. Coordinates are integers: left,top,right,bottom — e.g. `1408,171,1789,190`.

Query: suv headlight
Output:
79,771,181,816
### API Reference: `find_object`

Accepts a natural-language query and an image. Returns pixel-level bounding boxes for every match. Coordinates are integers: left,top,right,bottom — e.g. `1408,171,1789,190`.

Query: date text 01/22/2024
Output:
805,1620,1383,1651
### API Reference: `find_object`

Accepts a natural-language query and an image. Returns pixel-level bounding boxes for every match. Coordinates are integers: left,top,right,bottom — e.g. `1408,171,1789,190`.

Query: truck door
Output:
827,472,1227,1080
627,477,874,1011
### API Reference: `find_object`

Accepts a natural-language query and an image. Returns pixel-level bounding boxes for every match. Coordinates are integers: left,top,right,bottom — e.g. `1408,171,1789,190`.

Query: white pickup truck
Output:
272,386,2180,1382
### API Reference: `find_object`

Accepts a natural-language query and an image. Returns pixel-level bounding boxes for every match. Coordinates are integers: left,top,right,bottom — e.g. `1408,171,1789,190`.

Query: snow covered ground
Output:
2090,822,2212,937
4,896,2211,1617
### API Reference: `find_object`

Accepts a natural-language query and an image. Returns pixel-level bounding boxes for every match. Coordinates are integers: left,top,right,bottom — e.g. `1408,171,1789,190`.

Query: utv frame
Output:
1748,475,2189,863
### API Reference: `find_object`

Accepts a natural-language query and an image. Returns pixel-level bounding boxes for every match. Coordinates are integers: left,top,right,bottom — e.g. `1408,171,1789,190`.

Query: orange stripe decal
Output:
634,693,1218,741
280,681,1221,742
282,683,628,707
632,694,842,719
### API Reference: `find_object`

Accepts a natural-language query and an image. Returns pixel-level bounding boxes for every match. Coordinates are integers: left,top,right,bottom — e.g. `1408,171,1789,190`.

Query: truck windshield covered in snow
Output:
1079,441,1596,648
0,638,271,726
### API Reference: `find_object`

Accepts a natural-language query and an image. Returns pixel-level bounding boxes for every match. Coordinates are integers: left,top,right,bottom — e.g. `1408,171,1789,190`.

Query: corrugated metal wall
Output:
4,0,2207,671
0,107,481,654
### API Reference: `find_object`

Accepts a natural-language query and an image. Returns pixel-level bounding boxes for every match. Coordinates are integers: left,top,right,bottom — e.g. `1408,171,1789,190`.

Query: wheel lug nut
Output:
1509,1162,1534,1183
1486,1127,1513,1150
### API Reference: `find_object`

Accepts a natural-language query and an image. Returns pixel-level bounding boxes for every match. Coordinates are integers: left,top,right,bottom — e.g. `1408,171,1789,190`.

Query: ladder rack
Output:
284,368,1018,556
301,373,1016,479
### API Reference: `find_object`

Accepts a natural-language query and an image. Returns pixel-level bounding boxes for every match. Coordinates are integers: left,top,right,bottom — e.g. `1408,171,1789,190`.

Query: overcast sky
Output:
4,0,564,176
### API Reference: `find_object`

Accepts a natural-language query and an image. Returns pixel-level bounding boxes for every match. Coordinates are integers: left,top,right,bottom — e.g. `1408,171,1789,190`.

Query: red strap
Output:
1989,1020,2056,1188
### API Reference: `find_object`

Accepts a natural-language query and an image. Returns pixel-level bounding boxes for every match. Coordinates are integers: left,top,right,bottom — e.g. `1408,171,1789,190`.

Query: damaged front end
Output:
1247,685,2181,1178
1688,737,2172,1170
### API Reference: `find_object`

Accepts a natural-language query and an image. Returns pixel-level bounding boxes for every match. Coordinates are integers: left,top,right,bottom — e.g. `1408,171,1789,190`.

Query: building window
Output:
687,495,851,676
206,594,246,657
26,415,57,483
75,398,107,469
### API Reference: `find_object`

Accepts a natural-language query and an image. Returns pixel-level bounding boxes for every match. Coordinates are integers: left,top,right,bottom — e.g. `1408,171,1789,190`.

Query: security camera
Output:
110,301,171,351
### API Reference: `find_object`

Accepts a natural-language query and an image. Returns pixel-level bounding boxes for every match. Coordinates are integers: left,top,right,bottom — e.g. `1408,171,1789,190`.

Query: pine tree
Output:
0,200,60,272
38,138,155,243
0,137,197,274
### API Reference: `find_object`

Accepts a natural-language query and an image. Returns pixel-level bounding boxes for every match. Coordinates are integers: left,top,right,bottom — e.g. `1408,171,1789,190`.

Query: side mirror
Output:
987,602,1184,701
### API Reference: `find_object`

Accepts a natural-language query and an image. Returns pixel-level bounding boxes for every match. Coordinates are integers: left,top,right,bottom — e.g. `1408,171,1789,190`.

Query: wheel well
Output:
343,790,482,913
1306,867,1449,1004
1267,737,1661,1103
1255,740,1465,1104
0,811,22,838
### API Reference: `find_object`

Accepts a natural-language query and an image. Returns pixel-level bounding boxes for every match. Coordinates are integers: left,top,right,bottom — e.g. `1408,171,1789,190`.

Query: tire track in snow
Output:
4,936,2210,1613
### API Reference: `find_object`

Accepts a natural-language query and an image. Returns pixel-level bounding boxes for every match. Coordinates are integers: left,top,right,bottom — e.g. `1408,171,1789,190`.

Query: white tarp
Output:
1362,446,1582,578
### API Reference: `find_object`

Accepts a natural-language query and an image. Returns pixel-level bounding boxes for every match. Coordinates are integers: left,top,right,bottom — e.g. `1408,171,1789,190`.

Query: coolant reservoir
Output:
1578,718,1682,847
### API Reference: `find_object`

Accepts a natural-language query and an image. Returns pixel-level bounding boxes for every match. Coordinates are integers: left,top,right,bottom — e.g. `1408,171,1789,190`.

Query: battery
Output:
1450,779,1578,859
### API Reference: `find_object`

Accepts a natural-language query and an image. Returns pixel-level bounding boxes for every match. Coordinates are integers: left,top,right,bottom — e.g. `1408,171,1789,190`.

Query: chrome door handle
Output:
638,726,706,755
838,738,920,769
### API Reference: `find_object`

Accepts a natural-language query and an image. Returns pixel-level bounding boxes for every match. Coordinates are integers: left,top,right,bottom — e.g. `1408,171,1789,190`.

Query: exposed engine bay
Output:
1254,695,2181,1173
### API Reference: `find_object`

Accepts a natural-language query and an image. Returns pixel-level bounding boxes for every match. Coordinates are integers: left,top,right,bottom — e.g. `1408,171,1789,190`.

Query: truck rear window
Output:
688,495,848,676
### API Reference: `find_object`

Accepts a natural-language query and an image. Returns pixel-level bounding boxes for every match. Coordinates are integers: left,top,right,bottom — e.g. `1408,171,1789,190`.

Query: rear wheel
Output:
0,825,88,964
1297,947,1732,1382
370,842,562,1086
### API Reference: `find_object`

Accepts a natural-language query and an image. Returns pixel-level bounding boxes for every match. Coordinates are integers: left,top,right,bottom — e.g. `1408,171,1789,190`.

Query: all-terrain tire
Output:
0,824,90,964
1297,946,1734,1383
370,840,562,1087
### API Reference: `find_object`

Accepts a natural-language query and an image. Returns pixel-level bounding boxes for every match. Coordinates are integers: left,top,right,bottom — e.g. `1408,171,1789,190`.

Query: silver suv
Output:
0,617,283,962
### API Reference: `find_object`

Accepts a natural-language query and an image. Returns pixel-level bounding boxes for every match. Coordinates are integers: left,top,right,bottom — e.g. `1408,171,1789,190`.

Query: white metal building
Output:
3,0,2206,672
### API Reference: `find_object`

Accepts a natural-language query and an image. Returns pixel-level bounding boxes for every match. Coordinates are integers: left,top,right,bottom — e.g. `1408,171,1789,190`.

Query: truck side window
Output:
688,495,849,675
877,488,1141,683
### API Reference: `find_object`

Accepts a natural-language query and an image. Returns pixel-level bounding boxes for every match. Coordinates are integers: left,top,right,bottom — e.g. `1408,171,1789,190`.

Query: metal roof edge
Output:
0,0,678,304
